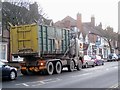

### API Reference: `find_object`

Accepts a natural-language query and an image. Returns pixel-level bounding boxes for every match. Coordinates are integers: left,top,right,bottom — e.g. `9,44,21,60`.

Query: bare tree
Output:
104,26,117,53
2,0,46,61
2,0,46,29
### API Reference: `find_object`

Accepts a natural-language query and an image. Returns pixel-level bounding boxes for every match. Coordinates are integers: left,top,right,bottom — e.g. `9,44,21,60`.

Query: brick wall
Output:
76,13,83,33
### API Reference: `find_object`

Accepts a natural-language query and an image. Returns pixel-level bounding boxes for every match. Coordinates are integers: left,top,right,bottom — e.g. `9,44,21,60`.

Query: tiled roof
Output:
54,15,118,42
82,22,102,37
54,16,76,28
61,16,76,25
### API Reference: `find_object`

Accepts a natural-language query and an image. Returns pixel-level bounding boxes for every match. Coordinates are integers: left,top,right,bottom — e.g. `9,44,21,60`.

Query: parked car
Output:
0,61,17,80
91,55,104,66
82,55,95,68
117,54,120,60
107,53,118,62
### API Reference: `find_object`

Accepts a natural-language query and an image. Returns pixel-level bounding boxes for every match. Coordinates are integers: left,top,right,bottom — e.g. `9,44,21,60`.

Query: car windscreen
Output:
91,56,96,59
96,56,101,59
84,56,91,60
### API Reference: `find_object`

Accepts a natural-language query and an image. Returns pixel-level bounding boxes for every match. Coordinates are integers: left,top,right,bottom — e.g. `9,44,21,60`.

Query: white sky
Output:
34,0,119,32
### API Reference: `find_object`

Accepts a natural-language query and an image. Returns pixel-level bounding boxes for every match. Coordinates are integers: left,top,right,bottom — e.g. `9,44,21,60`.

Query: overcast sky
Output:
35,0,119,32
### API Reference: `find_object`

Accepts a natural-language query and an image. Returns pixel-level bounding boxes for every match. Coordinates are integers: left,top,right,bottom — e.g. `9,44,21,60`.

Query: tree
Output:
104,26,117,53
2,0,47,29
2,0,46,61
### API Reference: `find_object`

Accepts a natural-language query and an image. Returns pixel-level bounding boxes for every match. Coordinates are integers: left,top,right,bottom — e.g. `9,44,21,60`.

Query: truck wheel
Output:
55,61,62,74
21,68,33,75
47,62,54,75
77,60,82,71
68,60,74,72
21,69,28,75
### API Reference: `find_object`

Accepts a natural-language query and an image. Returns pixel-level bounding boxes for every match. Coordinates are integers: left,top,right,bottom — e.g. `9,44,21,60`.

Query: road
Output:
2,61,120,89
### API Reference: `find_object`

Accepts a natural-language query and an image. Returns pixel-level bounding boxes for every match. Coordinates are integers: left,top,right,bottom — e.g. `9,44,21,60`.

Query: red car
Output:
91,55,104,66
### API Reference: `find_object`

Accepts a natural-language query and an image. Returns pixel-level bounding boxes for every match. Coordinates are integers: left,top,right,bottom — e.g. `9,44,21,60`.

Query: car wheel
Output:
96,62,98,66
9,70,17,80
92,62,95,67
102,62,104,65
85,63,88,68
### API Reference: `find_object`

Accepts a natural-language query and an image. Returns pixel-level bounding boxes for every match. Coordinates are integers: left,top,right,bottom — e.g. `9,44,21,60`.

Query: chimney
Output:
77,13,83,32
98,22,102,29
91,16,95,27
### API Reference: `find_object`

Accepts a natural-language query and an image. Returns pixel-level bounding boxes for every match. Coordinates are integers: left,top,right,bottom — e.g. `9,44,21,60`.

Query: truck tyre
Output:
77,60,82,71
68,60,74,72
21,68,33,75
47,62,54,75
21,69,28,75
55,61,62,74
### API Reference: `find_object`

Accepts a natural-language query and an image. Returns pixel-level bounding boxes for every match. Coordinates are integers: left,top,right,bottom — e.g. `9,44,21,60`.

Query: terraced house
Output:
54,13,119,60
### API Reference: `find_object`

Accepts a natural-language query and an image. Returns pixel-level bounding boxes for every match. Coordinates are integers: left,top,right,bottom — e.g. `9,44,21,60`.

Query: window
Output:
0,43,7,62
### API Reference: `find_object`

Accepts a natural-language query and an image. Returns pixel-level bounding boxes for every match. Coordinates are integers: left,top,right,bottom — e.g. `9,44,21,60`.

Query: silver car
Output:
82,55,95,68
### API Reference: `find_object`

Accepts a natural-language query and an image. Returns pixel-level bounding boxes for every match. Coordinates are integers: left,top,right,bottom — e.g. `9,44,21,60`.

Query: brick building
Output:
54,13,119,59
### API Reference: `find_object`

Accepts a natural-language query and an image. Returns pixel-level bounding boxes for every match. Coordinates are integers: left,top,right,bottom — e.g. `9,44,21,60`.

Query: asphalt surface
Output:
1,61,120,88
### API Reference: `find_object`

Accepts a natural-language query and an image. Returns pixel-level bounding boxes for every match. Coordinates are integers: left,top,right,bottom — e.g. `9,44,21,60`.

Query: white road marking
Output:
15,78,61,87
16,79,52,85
32,78,61,87
22,83,29,87
32,81,46,87
106,68,109,71
40,81,45,84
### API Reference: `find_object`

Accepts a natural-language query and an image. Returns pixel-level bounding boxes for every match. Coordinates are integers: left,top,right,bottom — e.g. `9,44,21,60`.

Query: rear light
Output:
40,62,44,66
38,60,46,66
